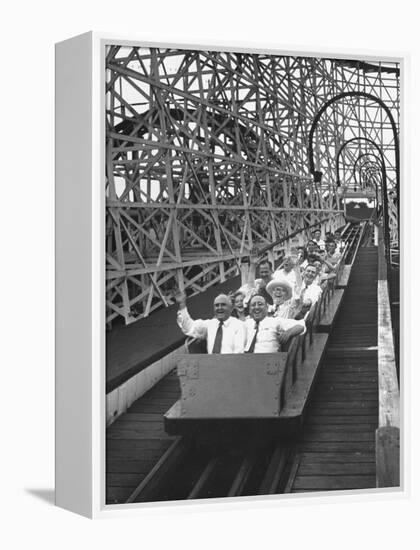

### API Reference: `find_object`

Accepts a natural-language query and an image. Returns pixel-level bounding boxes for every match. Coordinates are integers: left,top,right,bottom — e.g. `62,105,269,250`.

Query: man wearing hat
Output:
266,278,300,319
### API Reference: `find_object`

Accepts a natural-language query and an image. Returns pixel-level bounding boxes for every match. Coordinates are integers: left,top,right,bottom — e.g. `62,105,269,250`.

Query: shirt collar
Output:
214,316,233,326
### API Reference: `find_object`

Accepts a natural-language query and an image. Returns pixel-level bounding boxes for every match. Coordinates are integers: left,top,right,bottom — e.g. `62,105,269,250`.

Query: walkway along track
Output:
106,224,380,504
287,247,378,493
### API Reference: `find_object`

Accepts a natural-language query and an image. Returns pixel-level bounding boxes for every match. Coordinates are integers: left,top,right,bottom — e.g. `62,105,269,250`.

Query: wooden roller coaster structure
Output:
105,47,399,326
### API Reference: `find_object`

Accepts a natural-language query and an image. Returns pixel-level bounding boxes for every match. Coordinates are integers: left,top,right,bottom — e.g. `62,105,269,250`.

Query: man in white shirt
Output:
312,259,336,285
312,228,325,251
334,229,345,252
292,264,323,320
239,258,274,306
176,291,246,354
301,240,320,270
273,255,300,288
300,264,323,304
244,294,305,353
253,260,274,305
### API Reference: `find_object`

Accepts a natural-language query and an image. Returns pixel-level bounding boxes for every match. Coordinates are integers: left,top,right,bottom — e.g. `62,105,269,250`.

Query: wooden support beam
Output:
105,47,399,326
376,427,400,488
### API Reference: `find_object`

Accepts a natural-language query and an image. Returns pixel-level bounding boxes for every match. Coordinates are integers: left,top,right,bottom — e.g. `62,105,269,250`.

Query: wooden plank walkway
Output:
106,245,380,502
106,370,181,504
289,247,379,493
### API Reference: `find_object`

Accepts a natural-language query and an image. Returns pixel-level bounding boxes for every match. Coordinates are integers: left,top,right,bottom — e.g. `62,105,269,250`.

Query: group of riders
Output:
175,227,345,354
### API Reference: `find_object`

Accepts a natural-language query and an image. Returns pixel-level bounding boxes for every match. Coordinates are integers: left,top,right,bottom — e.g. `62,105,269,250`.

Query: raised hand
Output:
249,245,260,264
174,290,187,308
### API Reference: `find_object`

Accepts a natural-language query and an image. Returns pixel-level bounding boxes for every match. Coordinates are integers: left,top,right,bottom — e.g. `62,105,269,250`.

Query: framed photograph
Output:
55,32,402,518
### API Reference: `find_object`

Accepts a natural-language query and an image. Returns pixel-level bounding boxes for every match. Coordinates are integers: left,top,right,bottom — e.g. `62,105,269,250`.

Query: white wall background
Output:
1,0,418,546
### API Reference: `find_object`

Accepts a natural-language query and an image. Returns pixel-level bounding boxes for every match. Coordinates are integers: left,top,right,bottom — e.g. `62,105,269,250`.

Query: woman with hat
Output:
266,277,300,319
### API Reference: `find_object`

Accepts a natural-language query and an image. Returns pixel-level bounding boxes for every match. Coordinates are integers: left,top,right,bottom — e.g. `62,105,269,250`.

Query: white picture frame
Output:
55,32,406,518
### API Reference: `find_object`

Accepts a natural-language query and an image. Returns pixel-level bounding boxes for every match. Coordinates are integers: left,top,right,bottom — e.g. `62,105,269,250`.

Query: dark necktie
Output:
212,321,224,354
246,321,260,353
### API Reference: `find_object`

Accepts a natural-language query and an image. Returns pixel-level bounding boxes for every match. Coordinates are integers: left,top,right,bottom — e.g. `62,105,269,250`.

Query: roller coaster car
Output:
164,308,329,438
164,229,351,439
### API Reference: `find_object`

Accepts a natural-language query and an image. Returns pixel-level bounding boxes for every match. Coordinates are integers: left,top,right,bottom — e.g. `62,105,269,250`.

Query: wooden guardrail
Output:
376,225,400,488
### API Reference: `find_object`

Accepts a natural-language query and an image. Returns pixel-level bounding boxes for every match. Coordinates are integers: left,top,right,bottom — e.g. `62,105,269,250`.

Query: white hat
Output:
266,278,293,300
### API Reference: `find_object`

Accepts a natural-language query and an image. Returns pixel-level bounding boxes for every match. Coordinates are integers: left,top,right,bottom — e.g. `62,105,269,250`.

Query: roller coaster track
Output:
124,223,368,504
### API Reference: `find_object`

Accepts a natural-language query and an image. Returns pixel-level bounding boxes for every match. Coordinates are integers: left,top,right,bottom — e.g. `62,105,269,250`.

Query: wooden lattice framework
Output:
105,47,399,326
320,65,400,249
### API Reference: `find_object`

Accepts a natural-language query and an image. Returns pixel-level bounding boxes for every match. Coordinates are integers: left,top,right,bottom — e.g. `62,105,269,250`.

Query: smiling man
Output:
253,260,274,305
273,255,301,288
312,228,325,251
175,291,246,354
244,294,305,353
301,264,323,304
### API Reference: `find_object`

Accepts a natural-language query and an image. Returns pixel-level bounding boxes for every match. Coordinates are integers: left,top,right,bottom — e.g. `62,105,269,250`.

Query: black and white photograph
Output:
7,0,420,543
104,45,400,505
